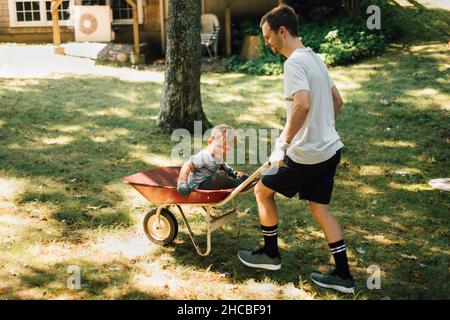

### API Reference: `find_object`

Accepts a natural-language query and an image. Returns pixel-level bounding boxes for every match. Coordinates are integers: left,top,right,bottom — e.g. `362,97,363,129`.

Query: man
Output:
237,5,355,294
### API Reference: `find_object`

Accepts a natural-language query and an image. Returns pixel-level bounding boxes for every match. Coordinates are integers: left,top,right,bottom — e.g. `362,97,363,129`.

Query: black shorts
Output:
261,149,342,205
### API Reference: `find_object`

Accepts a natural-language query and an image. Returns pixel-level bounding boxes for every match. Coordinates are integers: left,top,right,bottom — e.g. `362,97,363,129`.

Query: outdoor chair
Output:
201,14,220,58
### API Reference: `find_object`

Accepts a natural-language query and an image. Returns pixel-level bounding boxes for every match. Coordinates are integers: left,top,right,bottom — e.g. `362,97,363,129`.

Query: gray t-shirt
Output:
187,148,223,190
283,47,344,164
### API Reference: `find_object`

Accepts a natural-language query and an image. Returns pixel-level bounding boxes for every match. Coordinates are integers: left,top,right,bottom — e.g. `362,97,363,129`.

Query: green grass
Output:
0,42,449,299
388,0,450,43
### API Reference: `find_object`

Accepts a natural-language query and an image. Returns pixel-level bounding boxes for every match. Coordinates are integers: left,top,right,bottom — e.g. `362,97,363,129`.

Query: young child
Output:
177,124,248,197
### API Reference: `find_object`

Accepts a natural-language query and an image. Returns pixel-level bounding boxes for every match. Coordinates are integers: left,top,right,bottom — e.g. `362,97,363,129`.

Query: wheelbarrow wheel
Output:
143,208,178,246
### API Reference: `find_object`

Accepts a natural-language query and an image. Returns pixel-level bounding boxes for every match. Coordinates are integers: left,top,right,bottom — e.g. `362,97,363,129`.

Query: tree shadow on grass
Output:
393,2,450,42
0,77,167,231
0,259,164,299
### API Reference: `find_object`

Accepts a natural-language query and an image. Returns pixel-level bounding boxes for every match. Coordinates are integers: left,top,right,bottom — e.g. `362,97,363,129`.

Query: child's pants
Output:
198,170,240,190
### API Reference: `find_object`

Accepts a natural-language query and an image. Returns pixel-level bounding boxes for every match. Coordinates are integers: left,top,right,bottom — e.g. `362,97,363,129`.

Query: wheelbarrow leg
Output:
155,205,166,230
232,200,241,239
175,205,211,256
230,209,240,239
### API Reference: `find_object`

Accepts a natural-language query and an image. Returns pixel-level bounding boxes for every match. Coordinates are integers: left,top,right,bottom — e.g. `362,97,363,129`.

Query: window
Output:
15,1,41,22
109,0,144,25
111,0,132,20
81,0,143,25
81,0,106,5
8,0,73,27
45,0,71,21
8,0,143,27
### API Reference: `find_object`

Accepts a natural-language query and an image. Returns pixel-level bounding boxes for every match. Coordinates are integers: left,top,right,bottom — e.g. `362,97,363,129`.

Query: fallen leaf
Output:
356,247,366,254
400,253,418,260
411,270,422,280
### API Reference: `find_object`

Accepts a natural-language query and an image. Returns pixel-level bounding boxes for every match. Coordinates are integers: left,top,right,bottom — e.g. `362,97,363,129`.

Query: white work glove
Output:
269,139,290,168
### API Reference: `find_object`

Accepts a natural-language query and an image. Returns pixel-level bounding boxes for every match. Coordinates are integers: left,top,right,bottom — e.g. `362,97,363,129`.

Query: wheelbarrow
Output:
123,163,269,256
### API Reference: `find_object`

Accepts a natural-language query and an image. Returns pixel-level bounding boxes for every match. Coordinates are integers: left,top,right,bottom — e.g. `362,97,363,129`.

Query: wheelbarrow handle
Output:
211,162,271,207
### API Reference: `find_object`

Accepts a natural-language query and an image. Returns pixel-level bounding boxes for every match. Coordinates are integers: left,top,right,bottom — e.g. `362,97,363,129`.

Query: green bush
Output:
227,56,284,75
227,34,285,75
240,20,261,37
227,19,285,76
317,22,387,65
226,18,387,74
226,1,449,75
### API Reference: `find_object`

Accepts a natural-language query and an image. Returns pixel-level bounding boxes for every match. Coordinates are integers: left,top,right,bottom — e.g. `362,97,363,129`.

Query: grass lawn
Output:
0,41,449,299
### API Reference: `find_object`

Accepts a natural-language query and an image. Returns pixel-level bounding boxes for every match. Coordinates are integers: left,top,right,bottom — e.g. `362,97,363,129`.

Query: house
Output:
0,0,278,56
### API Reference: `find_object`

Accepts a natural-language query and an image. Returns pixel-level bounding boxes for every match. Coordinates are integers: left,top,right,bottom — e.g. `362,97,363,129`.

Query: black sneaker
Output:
310,270,355,294
237,247,282,271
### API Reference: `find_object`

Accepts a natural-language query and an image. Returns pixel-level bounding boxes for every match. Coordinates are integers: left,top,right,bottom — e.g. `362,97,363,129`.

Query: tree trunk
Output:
343,0,360,21
158,0,211,133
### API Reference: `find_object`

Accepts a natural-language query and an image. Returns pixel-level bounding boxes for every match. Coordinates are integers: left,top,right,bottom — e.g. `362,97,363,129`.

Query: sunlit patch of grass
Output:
40,136,75,145
0,177,27,199
372,140,417,148
388,182,432,192
129,147,182,167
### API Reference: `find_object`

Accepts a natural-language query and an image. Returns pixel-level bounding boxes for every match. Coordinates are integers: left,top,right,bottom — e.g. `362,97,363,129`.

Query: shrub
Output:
226,0,448,74
227,19,285,76
227,18,387,74
317,21,387,65
227,34,285,75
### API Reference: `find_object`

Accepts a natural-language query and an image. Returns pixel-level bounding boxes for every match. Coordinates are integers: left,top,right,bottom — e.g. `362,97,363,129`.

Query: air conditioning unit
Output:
73,5,113,42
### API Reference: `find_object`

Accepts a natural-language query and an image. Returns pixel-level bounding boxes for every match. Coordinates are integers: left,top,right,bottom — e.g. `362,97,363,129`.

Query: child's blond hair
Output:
210,124,237,145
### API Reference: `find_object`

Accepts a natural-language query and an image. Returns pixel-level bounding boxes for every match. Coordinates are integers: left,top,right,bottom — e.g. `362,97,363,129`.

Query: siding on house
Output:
113,0,162,55
142,0,163,55
0,0,10,29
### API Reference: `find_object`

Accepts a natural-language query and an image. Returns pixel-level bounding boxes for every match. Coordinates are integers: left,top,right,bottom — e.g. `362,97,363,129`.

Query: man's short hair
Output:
260,5,298,37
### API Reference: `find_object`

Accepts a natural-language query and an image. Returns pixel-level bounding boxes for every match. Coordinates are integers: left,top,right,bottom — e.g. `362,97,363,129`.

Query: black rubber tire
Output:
143,208,178,246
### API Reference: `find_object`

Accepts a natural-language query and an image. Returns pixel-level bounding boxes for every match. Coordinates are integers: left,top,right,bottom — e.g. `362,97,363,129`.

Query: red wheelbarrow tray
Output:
123,166,248,205
123,164,268,256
